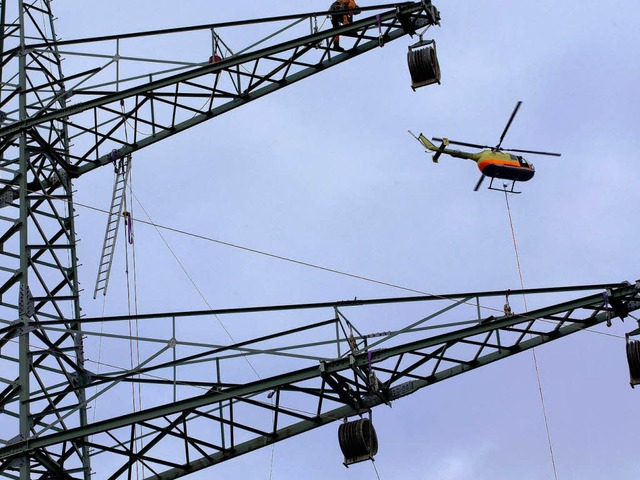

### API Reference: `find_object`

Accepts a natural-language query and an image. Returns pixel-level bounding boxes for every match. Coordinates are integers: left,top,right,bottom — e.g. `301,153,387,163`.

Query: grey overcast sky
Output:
47,1,640,479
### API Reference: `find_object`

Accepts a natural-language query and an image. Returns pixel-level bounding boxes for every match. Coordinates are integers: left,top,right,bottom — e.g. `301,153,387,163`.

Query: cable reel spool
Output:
626,338,640,388
407,38,440,90
338,415,379,466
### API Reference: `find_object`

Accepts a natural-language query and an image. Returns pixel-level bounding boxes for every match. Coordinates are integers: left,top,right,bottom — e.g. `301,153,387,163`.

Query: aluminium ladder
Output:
93,157,131,298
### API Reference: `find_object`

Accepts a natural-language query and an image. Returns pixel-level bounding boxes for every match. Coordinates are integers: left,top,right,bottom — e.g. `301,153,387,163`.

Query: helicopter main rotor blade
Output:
503,147,562,157
496,100,522,150
473,174,486,192
432,137,491,150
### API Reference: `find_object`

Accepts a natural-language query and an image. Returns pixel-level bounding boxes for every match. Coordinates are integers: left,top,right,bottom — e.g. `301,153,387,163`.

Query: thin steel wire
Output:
56,194,624,340
504,188,559,480
372,459,383,480
132,192,263,380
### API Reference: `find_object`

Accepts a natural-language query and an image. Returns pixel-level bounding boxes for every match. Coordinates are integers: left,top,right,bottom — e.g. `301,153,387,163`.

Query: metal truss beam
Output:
0,2,440,191
4,2,635,479
0,281,637,479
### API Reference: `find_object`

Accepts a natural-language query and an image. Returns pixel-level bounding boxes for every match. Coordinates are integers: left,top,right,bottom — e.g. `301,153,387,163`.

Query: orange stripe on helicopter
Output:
477,158,524,170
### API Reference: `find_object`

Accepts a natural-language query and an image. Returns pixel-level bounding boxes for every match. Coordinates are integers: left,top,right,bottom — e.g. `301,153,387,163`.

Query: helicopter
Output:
409,101,561,193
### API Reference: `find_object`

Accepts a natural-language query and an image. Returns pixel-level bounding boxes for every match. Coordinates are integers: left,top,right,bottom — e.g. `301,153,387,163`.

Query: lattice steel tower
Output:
0,2,638,479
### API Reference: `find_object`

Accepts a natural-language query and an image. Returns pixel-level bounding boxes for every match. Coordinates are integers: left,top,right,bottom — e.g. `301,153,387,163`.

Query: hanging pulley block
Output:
607,291,629,319
338,417,379,466
407,40,441,91
626,339,640,388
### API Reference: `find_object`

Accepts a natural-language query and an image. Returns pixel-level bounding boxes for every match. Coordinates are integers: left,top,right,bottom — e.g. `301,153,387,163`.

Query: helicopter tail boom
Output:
409,131,479,163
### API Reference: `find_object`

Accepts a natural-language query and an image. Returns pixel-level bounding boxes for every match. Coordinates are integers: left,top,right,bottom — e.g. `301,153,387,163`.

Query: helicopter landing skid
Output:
487,177,521,194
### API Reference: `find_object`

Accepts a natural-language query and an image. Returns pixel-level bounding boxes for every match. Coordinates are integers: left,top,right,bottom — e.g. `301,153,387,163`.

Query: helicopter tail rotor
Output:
409,131,445,164
432,138,449,163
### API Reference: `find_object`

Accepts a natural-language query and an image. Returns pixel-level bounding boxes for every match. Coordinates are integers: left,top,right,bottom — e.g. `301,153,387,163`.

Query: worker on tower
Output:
330,0,361,51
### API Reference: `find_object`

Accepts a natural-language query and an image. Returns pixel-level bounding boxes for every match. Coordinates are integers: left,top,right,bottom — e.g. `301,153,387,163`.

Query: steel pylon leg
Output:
1,1,91,478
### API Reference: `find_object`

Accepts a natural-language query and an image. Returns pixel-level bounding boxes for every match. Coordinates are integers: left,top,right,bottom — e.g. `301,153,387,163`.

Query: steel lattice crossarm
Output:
0,281,637,479
0,1,440,191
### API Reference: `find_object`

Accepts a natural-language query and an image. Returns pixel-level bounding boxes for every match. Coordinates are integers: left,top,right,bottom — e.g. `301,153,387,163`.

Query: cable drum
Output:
338,417,379,465
408,43,441,90
626,339,640,387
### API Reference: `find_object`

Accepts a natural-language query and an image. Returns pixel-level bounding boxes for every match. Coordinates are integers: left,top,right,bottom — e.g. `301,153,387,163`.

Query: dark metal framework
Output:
0,1,440,190
0,282,638,479
0,1,637,479
0,1,88,479
0,1,443,478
